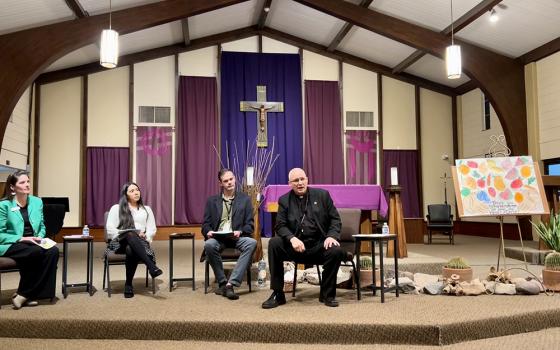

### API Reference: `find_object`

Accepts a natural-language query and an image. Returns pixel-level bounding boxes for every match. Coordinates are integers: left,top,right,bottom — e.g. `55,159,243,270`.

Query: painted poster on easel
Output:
452,156,549,217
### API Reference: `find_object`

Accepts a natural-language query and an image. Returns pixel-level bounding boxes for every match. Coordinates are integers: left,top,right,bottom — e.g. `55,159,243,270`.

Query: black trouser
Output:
268,236,345,299
117,232,157,286
4,242,59,300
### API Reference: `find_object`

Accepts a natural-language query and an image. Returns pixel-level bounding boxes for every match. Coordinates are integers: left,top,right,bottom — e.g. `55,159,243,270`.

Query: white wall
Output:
303,50,338,81
459,88,504,158
1,87,30,170
382,76,416,149
178,46,218,77
88,67,129,147
342,63,379,182
262,37,299,54
221,36,259,52
420,88,454,213
38,78,82,227
537,51,560,160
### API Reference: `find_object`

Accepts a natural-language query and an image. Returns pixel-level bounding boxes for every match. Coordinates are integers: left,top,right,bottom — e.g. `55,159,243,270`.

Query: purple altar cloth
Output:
262,184,388,217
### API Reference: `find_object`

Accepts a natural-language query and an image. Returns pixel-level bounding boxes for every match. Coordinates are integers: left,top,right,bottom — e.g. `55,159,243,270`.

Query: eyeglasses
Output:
289,177,307,184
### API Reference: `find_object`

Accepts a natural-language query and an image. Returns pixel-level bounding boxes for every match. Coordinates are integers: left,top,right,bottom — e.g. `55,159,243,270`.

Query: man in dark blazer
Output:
262,168,344,308
202,169,256,300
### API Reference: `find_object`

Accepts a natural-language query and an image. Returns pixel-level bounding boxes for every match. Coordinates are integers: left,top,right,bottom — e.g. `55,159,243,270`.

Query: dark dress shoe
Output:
323,297,339,307
225,285,239,300
124,285,134,298
262,291,286,309
150,268,163,278
215,283,226,296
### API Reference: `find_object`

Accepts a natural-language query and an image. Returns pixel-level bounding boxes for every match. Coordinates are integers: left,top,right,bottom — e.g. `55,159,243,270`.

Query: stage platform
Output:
1,236,559,348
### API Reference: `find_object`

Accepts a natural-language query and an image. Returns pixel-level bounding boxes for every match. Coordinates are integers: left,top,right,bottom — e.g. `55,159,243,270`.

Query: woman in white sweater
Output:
105,182,162,298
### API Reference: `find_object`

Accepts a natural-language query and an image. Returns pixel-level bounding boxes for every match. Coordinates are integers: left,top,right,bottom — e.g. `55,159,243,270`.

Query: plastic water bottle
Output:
382,222,389,235
257,259,267,288
82,225,90,237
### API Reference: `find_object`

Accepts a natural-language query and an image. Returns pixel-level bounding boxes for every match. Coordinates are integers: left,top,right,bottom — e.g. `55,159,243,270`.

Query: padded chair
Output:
0,257,19,309
291,208,359,299
102,212,155,297
202,248,252,294
426,204,454,244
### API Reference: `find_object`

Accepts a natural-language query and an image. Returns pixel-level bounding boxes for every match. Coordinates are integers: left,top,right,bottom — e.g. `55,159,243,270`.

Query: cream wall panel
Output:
134,56,175,126
178,46,218,77
1,87,30,169
537,51,560,160
221,36,259,52
459,88,504,158
39,78,82,227
303,50,338,81
419,88,454,213
262,37,299,53
88,67,129,147
382,76,416,149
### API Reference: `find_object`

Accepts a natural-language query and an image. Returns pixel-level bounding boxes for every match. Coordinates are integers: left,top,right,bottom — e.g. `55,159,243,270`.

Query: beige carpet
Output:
0,235,556,346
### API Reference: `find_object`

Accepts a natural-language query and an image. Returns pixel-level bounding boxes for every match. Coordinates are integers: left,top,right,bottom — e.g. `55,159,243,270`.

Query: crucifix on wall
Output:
240,85,284,147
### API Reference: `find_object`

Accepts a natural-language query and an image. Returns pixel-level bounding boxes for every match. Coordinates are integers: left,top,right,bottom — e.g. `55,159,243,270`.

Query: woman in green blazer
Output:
0,170,59,309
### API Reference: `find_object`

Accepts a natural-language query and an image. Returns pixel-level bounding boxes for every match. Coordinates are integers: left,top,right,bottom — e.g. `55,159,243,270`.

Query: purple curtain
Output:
136,126,173,226
175,76,218,224
304,80,344,184
86,147,129,227
382,150,420,218
346,130,377,184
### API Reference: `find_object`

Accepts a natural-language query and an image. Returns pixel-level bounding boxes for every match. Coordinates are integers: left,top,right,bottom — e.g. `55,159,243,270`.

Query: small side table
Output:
62,235,94,298
169,233,195,291
353,234,399,303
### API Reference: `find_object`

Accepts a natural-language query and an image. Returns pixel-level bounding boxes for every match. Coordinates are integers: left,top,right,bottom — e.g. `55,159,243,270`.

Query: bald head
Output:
288,168,308,196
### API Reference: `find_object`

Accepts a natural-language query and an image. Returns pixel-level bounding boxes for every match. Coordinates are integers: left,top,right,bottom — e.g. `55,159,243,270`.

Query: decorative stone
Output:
460,279,485,296
414,273,440,289
423,281,444,295
492,282,516,295
515,279,542,295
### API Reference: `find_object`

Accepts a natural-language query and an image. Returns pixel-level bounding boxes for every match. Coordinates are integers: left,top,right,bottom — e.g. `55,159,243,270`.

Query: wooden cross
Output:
240,85,284,147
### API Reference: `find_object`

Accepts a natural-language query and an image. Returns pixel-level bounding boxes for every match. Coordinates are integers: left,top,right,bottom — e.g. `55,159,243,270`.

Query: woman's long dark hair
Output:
1,170,29,201
117,182,147,230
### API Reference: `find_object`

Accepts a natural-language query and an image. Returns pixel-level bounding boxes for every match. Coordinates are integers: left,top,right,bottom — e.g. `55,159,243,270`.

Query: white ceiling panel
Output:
79,0,162,16
371,0,481,31
119,21,183,55
457,0,560,58
267,0,346,46
45,44,100,72
0,0,74,35
405,54,470,88
189,0,262,40
338,27,417,68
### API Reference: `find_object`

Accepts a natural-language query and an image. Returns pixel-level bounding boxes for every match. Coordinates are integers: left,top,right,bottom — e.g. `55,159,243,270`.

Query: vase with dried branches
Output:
214,138,279,262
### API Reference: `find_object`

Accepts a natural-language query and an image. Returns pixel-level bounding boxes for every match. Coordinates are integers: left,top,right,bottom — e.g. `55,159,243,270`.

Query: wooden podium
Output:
539,175,560,250
387,186,408,258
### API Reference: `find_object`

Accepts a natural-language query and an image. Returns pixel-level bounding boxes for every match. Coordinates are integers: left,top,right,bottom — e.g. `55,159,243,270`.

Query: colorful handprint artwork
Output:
453,157,548,217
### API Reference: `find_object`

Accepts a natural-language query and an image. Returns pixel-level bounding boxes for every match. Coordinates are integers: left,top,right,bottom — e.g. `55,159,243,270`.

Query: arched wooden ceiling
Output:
0,0,528,154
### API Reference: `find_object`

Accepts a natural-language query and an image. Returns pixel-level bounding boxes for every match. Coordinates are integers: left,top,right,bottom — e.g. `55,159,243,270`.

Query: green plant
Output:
446,257,470,269
545,252,560,271
531,212,560,252
359,256,373,270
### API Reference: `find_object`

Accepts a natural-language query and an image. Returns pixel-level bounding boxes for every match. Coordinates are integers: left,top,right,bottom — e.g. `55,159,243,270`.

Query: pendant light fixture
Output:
100,0,119,68
445,0,461,79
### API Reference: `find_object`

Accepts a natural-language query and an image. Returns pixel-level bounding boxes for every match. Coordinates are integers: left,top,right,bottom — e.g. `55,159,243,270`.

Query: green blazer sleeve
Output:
0,195,46,256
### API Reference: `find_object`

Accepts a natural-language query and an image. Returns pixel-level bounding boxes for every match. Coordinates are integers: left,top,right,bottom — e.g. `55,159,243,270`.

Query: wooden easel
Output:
387,185,408,258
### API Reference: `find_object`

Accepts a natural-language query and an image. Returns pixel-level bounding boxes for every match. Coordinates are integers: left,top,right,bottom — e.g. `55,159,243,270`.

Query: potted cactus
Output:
359,256,380,288
543,252,560,291
442,257,473,282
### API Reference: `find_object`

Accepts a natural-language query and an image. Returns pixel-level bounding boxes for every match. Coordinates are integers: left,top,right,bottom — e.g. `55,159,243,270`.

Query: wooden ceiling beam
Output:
454,80,477,95
37,26,258,85
327,0,373,52
392,0,503,74
257,0,273,29
518,36,560,64
0,0,248,146
294,0,527,155
181,19,191,46
260,27,456,97
64,0,89,19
